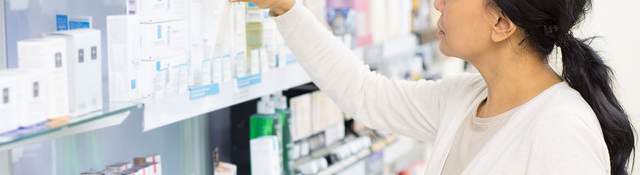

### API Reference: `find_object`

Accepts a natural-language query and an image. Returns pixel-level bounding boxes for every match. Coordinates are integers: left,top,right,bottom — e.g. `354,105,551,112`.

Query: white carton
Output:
250,136,282,175
128,0,187,23
0,70,23,133
49,29,104,116
139,56,188,99
290,94,312,141
17,37,70,119
20,70,51,126
107,15,143,102
140,20,188,61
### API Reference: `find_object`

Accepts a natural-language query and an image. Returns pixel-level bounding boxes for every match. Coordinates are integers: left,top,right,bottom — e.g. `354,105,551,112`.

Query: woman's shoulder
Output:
533,82,598,122
525,82,604,142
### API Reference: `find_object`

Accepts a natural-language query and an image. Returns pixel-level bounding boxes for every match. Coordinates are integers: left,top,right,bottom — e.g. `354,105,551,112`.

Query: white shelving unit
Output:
143,63,311,130
141,34,418,131
0,33,418,151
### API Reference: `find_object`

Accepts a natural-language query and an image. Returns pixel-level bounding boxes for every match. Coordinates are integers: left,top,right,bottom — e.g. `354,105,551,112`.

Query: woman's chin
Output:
438,43,452,57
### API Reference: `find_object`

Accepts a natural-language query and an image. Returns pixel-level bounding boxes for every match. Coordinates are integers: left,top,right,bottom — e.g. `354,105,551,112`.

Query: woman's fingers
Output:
229,0,293,16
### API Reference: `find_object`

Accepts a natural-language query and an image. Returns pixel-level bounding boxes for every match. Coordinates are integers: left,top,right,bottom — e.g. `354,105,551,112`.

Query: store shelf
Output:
316,137,397,175
143,63,311,131
0,102,140,151
318,148,372,175
291,135,397,175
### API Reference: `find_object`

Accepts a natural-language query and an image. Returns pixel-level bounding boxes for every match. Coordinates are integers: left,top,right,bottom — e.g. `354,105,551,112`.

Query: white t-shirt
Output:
442,105,519,175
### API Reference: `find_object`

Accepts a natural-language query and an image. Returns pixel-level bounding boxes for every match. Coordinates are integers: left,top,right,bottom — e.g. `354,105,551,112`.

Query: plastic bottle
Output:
273,92,293,175
249,96,276,139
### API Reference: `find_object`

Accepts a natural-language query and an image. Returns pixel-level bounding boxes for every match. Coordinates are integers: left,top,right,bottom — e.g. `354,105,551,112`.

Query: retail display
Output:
17,37,70,119
49,29,104,116
2,0,435,174
290,91,345,141
0,70,50,131
107,15,143,102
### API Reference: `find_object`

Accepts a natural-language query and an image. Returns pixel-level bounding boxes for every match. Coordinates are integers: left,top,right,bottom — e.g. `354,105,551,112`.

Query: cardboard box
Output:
107,15,143,102
20,70,51,126
49,29,104,116
140,20,188,61
128,0,187,23
0,70,23,133
17,37,70,119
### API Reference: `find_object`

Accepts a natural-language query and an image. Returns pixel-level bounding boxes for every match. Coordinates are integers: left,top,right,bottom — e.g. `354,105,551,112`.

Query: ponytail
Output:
557,34,635,175
491,0,635,173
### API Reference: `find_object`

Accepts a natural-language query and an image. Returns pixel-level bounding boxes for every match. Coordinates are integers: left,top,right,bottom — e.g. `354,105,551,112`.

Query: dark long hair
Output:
489,0,635,174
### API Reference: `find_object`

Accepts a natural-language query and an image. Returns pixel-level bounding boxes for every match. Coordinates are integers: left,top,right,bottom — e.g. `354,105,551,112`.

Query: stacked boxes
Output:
49,29,104,116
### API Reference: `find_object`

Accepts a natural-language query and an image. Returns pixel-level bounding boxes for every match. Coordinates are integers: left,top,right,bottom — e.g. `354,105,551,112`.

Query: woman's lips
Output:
437,22,445,36
438,28,445,39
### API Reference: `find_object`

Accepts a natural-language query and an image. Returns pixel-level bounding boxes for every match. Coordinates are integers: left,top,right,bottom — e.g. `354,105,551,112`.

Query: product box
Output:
17,37,70,119
0,70,24,133
290,94,312,141
222,55,233,83
232,2,247,57
250,136,282,175
49,29,104,116
214,162,237,175
139,56,188,99
104,162,132,175
249,49,261,75
128,0,187,23
201,58,212,85
144,154,162,175
211,56,223,84
202,0,226,53
262,19,278,70
311,92,343,133
20,70,51,126
0,69,50,128
140,20,188,61
140,60,168,99
187,0,206,87
211,4,236,82
107,15,143,102
166,56,189,96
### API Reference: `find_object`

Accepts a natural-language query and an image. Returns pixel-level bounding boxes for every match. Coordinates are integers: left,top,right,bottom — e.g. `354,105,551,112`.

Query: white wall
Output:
578,0,640,118
578,0,640,173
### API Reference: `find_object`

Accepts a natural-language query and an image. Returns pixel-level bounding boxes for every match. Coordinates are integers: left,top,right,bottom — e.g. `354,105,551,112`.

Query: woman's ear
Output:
490,12,518,43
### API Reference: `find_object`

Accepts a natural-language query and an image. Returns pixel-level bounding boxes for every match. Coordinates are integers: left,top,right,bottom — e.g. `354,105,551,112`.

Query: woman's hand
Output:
232,0,295,16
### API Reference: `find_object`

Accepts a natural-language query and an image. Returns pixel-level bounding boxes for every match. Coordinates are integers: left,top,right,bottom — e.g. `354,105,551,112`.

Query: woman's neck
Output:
470,50,561,118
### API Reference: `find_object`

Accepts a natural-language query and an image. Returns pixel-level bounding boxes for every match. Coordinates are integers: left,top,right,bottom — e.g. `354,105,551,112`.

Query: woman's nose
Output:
434,0,444,12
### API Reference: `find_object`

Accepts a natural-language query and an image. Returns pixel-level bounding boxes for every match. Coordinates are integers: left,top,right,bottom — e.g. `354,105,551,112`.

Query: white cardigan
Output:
273,1,611,174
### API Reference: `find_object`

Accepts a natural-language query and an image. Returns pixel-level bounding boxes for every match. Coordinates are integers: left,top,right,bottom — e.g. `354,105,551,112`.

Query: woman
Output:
240,0,635,174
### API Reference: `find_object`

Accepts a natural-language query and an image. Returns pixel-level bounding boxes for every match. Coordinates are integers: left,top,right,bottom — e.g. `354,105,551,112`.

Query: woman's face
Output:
434,0,497,60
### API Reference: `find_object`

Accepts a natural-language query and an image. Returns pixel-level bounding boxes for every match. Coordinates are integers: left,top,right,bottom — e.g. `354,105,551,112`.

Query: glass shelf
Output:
0,102,141,151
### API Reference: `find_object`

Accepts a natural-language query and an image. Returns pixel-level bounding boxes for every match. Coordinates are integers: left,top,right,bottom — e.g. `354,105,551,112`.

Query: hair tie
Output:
556,32,575,47
543,25,560,37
